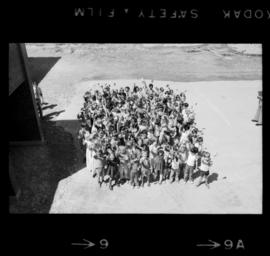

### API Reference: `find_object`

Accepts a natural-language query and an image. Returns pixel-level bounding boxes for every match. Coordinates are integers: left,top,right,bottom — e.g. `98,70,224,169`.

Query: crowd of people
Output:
77,80,212,190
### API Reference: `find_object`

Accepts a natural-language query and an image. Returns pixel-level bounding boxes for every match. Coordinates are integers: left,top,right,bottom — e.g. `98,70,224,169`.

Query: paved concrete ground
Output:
49,79,262,214
10,44,261,213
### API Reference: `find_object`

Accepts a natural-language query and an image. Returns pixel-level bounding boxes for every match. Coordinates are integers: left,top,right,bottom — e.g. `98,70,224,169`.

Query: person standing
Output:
196,151,212,188
184,146,199,184
77,126,86,162
178,144,188,180
33,81,44,104
93,148,105,187
252,91,262,125
149,139,158,174
170,154,181,183
117,142,129,184
153,148,165,184
130,147,141,188
33,81,43,118
106,147,119,190
83,133,94,173
179,125,190,145
163,146,172,182
140,151,151,187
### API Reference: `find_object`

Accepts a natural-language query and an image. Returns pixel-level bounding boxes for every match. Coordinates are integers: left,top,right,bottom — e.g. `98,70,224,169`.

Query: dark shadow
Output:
42,104,57,111
208,172,219,184
27,57,61,84
192,170,203,180
9,117,85,213
10,109,220,213
9,81,42,142
42,110,65,121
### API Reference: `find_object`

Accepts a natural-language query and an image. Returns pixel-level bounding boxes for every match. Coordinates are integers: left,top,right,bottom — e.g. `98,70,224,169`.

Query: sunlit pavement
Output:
49,80,262,214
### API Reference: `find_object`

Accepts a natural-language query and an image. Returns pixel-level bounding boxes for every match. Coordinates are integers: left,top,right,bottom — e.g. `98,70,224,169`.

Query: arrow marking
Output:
196,239,221,249
72,239,95,249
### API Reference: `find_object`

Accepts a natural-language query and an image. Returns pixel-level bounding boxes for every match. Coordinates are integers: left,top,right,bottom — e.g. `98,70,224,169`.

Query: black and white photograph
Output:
9,43,262,214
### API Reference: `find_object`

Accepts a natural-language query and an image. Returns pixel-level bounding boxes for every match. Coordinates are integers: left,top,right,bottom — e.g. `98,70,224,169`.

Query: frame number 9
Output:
100,239,109,249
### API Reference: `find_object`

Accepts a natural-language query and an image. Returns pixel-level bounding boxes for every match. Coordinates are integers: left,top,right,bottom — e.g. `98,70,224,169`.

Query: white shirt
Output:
33,86,37,98
171,159,180,169
200,162,209,172
194,142,203,152
200,158,210,172
186,153,197,167
149,144,158,159
182,109,189,123
180,131,189,144
179,151,188,163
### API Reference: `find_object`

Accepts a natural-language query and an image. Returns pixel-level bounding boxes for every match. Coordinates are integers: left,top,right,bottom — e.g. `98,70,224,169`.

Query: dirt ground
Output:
10,44,262,213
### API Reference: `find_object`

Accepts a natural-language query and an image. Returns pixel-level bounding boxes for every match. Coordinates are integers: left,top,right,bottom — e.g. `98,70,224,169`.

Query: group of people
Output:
77,80,212,190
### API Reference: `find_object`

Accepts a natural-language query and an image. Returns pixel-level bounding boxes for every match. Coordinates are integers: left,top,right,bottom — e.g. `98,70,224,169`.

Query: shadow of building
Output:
28,57,61,84
9,118,85,213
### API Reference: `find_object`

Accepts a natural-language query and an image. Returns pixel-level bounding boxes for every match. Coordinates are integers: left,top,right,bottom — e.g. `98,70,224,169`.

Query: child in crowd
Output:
196,151,212,189
77,81,213,190
184,145,199,184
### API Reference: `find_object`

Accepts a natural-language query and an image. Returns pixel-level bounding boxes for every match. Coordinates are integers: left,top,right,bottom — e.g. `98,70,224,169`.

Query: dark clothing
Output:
130,158,140,186
198,169,210,177
130,169,140,187
179,163,186,179
141,158,151,185
184,164,194,182
170,168,180,181
107,158,118,177
36,98,43,118
153,155,164,172
164,159,172,178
